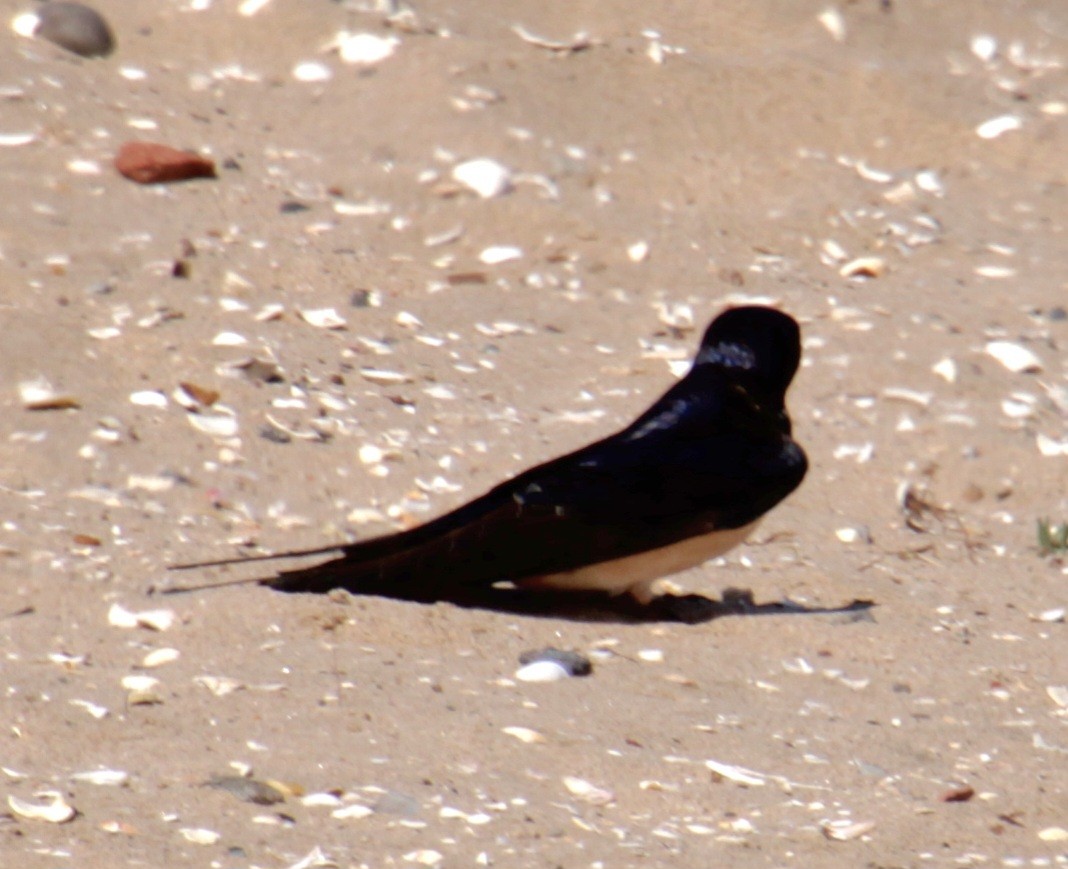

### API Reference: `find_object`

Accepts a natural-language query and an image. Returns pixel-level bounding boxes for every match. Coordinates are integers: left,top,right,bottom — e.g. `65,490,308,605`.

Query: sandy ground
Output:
1,0,1066,866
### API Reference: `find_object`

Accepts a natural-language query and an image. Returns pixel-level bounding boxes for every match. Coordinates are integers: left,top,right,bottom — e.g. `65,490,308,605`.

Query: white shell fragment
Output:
512,24,593,53
187,413,239,438
212,331,248,347
395,310,422,329
122,674,160,693
358,444,385,465
424,225,463,247
502,726,545,744
881,387,932,406
975,264,1015,279
655,302,695,331
67,158,101,175
11,11,40,39
479,245,522,265
627,241,649,262
932,357,957,383
1039,827,1068,842
404,850,444,866
855,161,892,183
439,806,491,824
839,256,886,279
1001,393,1036,419
287,846,336,869
515,660,570,682
194,675,244,696
334,199,390,217
452,158,512,199
335,32,398,66
970,34,997,63
817,7,846,42
976,115,1022,139
293,61,332,82
18,377,79,410
823,819,876,841
332,803,373,820
984,341,1043,373
0,131,38,147
836,527,861,543
914,169,944,195
239,0,273,16
1036,434,1068,457
130,389,168,408
299,307,347,329
301,792,343,808
50,652,87,669
562,776,614,805
8,792,76,823
180,827,222,845
705,759,766,786
108,603,176,631
142,648,180,668
69,699,109,719
71,769,129,786
359,367,412,385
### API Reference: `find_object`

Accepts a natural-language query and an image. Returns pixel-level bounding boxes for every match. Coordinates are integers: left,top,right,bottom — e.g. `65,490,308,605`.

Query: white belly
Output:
518,520,760,604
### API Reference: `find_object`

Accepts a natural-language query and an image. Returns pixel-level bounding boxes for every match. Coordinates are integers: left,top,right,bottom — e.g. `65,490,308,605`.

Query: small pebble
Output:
939,785,975,802
115,141,216,185
35,2,115,57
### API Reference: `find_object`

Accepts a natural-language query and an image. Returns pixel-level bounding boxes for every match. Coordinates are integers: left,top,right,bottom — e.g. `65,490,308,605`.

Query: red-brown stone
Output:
115,141,217,185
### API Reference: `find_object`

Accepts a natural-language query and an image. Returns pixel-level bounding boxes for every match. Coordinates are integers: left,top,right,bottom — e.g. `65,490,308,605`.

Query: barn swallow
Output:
170,306,807,614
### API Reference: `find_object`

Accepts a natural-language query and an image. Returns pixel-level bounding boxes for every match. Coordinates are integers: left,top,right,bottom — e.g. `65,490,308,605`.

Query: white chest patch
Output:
517,520,760,604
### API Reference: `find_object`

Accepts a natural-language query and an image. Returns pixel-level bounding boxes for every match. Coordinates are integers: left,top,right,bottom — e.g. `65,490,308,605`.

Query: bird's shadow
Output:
311,583,875,625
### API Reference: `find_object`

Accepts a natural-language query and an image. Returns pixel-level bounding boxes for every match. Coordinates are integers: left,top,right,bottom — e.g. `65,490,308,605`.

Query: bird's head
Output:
693,306,802,408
